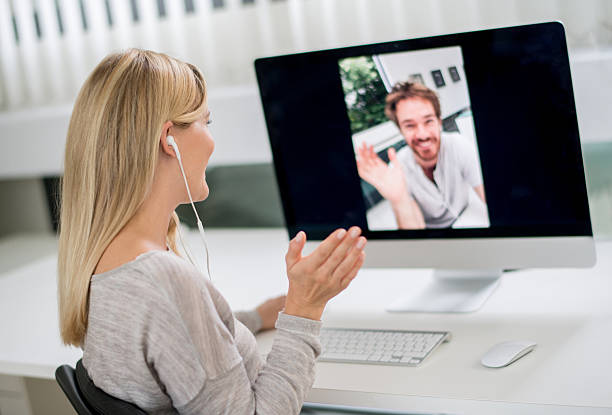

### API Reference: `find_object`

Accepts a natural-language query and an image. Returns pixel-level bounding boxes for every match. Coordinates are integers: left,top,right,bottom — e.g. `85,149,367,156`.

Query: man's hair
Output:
384,82,441,125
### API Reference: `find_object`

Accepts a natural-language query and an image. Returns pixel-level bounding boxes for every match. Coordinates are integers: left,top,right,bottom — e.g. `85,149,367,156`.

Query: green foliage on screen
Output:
339,56,389,135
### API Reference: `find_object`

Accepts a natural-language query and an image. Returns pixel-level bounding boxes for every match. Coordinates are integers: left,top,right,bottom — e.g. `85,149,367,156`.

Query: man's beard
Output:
411,136,439,163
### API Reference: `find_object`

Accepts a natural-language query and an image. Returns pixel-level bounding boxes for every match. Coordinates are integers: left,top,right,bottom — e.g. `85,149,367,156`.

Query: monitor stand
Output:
386,269,502,313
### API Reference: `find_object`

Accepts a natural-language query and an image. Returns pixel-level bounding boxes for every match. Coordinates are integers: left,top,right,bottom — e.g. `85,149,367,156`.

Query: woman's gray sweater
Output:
83,250,321,414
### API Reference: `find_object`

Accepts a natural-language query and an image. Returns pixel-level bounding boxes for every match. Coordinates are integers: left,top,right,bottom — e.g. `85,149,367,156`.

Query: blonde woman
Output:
57,49,367,414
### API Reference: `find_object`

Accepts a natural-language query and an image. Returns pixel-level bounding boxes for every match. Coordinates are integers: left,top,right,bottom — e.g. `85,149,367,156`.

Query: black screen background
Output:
255,22,592,240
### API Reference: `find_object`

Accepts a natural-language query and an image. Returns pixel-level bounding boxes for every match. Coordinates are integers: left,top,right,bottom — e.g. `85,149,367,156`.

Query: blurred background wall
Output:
0,0,611,236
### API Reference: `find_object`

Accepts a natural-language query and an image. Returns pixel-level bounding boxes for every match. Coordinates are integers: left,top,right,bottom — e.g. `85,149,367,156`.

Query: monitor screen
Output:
255,22,592,243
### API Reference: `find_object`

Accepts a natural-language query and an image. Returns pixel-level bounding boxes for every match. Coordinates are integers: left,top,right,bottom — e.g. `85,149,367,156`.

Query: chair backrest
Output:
55,363,96,415
55,359,147,415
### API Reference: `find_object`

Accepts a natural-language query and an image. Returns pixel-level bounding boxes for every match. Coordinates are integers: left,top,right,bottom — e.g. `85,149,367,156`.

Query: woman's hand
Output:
255,295,286,330
284,227,367,320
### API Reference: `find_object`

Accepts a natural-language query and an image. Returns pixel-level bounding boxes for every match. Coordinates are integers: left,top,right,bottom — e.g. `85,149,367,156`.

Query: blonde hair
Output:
58,49,207,347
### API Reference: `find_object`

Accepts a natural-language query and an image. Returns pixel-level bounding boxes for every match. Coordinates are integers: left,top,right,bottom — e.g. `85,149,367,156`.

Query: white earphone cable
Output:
173,215,196,265
170,135,212,281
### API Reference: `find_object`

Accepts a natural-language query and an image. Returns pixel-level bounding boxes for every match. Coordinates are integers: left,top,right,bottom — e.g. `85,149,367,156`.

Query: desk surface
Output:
1,229,611,413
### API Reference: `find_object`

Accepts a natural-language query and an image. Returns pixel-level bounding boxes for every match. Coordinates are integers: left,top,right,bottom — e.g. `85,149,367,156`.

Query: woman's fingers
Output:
320,227,362,275
308,228,349,268
340,251,365,289
285,231,306,268
331,236,366,281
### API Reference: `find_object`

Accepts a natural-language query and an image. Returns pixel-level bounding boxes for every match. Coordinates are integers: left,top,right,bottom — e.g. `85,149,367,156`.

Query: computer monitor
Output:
254,22,596,313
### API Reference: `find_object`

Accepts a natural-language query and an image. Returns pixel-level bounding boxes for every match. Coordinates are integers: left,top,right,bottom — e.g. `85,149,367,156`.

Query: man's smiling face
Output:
396,97,442,169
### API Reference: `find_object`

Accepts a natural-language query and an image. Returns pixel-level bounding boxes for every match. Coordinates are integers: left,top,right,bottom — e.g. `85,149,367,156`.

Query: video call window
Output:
338,46,490,231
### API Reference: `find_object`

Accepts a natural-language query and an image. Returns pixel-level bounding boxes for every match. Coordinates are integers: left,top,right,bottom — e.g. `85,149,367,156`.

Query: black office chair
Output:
55,359,147,415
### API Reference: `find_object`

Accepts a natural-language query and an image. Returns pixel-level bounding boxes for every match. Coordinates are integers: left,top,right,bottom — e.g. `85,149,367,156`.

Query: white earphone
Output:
166,135,212,280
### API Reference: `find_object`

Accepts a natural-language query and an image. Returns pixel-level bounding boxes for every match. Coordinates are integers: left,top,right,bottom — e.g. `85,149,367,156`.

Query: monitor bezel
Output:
255,22,594,249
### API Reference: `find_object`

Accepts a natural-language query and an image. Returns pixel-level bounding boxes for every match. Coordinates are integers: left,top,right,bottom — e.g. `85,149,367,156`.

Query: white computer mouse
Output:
481,340,537,368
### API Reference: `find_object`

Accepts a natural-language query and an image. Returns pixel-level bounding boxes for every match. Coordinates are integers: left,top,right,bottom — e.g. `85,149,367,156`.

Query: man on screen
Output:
356,82,486,229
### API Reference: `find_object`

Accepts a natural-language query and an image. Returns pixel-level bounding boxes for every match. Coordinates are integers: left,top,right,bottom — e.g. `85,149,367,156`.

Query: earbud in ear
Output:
165,134,212,280
166,135,181,161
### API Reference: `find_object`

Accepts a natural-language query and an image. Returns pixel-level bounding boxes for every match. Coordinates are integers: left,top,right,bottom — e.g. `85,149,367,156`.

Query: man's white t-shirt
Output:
395,132,483,228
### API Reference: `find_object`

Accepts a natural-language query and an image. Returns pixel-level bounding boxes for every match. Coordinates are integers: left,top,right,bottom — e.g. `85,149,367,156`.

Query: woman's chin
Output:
199,183,210,201
183,180,209,203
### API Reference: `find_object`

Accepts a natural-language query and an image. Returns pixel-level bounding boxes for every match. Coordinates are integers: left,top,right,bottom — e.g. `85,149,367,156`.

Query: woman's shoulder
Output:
132,249,197,273
92,249,206,292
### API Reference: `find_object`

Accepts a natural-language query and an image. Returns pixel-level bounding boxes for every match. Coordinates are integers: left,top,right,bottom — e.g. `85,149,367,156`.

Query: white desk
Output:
1,229,611,414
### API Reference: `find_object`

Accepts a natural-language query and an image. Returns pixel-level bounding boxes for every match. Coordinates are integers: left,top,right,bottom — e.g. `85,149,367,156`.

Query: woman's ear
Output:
159,121,175,157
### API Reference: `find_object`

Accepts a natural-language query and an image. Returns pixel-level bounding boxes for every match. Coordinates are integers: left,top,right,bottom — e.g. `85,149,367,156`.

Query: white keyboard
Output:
319,328,451,366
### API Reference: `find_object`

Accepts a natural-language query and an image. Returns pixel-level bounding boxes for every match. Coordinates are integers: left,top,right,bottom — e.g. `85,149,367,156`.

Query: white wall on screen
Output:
376,46,470,118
